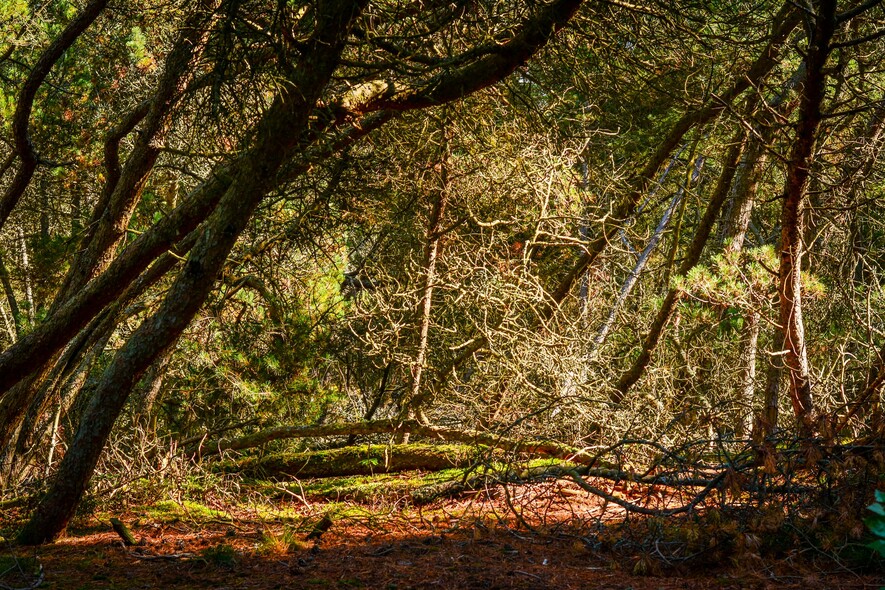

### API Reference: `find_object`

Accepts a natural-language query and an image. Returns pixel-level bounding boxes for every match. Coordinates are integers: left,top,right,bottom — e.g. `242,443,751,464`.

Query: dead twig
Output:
0,564,44,590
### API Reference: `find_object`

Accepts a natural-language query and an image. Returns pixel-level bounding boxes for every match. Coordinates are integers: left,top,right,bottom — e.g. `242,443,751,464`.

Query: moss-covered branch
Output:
221,443,494,478
190,418,597,465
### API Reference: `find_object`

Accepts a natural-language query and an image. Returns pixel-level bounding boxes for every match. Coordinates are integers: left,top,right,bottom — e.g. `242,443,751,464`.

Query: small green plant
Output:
864,489,885,557
200,543,238,567
358,457,380,470
258,527,309,554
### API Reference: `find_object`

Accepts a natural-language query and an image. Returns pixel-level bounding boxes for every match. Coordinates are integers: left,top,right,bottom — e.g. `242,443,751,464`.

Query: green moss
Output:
288,467,468,500
260,456,575,505
224,443,500,479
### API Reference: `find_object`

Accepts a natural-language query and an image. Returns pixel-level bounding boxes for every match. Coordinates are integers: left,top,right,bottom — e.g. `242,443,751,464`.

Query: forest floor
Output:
1,472,883,589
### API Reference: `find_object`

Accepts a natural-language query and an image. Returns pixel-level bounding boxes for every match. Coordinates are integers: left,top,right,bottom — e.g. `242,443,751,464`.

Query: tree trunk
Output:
755,329,784,439
737,311,760,437
592,156,703,351
0,254,21,339
228,443,488,479
17,228,34,325
776,0,837,430
17,0,366,544
404,123,449,424
137,349,173,424
722,140,765,437
191,417,598,465
720,139,765,253
613,133,745,398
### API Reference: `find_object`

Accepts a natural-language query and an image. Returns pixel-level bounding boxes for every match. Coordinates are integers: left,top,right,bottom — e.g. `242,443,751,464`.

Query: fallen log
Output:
218,443,497,478
189,418,594,464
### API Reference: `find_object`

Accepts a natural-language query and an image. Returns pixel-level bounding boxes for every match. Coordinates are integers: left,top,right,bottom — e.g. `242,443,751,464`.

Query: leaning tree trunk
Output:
592,155,704,352
0,5,214,468
613,132,745,398
16,1,364,544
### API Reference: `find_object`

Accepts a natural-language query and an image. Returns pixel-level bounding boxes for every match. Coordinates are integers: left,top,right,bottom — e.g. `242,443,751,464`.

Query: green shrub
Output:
864,489,885,557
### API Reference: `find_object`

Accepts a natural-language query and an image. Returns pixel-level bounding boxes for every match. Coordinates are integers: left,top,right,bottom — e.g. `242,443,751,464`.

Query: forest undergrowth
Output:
2,430,884,589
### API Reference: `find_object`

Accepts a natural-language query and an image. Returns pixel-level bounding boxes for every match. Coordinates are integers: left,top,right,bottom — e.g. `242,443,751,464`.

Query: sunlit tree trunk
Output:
776,0,837,430
592,156,703,351
404,124,449,427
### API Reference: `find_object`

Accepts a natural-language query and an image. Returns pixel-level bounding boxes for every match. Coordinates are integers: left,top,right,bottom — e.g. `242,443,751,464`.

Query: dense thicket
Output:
1,0,884,546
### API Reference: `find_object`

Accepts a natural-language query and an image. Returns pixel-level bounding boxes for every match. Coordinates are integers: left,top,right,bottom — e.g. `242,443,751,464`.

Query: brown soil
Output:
1,479,882,589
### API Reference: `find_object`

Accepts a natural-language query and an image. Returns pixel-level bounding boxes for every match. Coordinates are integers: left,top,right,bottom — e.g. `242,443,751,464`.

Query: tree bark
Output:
776,0,837,429
17,0,367,545
737,311,761,437
755,331,784,439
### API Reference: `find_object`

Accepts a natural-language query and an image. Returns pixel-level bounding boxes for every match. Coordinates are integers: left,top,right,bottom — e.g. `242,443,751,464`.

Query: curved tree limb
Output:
0,0,111,232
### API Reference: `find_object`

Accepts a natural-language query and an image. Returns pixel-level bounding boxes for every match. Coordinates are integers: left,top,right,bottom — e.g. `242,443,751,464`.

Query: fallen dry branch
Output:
410,462,730,509
128,551,197,561
0,564,44,590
